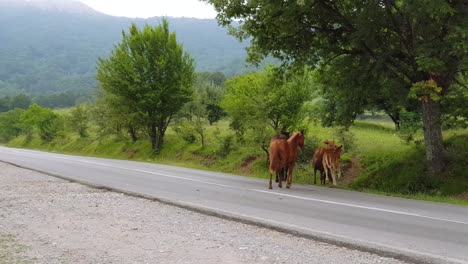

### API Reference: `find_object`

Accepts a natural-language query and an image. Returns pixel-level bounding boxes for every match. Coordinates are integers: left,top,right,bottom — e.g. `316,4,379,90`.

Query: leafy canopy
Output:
97,19,195,151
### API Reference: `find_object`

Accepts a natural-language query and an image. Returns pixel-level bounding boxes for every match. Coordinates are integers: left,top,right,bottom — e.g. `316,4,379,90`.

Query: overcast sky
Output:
78,0,217,19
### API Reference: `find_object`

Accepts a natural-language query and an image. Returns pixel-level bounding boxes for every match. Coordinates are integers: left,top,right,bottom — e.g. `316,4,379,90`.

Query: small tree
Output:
0,109,25,142
68,105,89,138
97,19,194,152
222,66,313,158
20,104,63,142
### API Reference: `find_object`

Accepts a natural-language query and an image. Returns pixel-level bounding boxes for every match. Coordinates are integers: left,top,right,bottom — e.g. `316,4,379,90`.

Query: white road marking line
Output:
4,147,468,226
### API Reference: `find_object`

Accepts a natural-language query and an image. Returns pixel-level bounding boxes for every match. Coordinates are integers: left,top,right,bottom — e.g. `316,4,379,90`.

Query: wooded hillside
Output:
0,0,249,96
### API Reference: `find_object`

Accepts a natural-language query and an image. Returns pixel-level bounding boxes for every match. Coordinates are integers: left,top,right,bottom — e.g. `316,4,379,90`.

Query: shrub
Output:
173,119,197,143
217,134,235,157
333,126,356,153
397,110,422,145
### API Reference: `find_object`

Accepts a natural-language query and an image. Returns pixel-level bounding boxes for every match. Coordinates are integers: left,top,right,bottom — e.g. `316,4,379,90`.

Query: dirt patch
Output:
339,157,362,185
240,156,261,174
190,151,217,167
126,148,139,159
456,191,468,201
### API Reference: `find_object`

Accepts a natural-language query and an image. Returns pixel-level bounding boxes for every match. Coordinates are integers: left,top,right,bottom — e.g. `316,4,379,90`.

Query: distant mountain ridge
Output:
0,0,99,15
0,0,251,96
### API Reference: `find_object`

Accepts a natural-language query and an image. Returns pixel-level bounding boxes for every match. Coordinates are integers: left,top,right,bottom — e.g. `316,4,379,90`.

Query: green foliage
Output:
97,19,195,151
0,109,25,142
217,134,235,158
333,127,356,153
222,66,313,138
20,104,64,142
205,0,468,175
296,134,320,164
8,94,32,110
441,80,468,129
67,105,90,138
351,133,468,197
397,110,423,145
409,80,443,101
173,119,197,144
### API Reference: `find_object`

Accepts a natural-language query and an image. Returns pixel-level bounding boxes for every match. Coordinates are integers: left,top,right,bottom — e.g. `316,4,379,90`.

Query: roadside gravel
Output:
0,162,409,264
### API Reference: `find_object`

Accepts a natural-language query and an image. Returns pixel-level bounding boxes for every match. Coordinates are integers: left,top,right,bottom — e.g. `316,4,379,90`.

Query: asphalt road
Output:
1,146,467,264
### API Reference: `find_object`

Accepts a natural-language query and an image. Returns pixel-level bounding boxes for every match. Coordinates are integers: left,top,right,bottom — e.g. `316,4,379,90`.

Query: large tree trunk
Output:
420,95,445,175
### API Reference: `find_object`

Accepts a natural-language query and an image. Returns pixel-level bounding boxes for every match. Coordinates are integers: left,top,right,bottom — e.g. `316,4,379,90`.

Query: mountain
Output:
0,0,251,96
0,0,99,15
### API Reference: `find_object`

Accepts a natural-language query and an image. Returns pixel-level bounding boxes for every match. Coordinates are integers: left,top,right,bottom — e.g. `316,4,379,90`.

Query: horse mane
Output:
287,131,301,144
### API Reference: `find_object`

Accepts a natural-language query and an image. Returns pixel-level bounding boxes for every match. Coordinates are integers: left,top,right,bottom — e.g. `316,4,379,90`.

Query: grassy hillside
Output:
6,117,468,205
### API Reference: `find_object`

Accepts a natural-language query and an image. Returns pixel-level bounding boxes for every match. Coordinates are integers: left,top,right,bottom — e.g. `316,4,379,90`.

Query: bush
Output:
333,126,356,153
217,134,235,157
38,114,64,142
297,134,320,164
173,119,197,143
0,109,25,142
20,104,64,142
67,105,89,138
397,110,422,145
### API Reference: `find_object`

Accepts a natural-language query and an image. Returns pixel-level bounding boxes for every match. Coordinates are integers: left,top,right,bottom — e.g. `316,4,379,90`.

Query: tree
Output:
221,67,312,157
20,104,63,142
176,98,209,147
0,109,25,142
0,96,10,112
195,72,227,125
92,92,143,142
97,19,195,151
204,0,467,175
9,94,32,109
68,105,90,138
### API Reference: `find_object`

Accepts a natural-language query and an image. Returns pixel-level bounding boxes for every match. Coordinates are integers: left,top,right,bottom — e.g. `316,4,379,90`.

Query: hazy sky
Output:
78,0,217,19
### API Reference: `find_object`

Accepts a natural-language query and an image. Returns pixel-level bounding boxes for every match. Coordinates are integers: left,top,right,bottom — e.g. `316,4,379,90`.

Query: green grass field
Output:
6,116,468,205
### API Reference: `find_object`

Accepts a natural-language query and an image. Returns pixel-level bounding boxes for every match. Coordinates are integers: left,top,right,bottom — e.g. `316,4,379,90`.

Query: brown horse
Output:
268,131,304,189
271,131,290,184
268,137,289,189
312,140,336,185
322,144,343,186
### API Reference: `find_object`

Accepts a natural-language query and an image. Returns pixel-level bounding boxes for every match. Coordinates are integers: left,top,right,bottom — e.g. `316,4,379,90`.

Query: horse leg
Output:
282,166,287,182
286,164,294,189
269,172,273,189
320,170,325,185
278,169,283,188
323,166,330,185
331,166,337,186
275,171,279,183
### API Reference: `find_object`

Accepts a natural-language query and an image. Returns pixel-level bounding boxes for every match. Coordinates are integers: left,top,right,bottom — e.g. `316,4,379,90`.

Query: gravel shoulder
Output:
0,161,409,264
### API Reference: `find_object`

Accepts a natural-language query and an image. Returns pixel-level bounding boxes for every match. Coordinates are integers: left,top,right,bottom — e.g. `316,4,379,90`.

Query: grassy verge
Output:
5,119,468,205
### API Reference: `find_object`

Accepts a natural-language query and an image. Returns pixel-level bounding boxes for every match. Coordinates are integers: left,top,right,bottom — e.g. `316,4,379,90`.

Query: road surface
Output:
0,146,467,264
